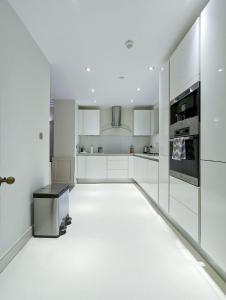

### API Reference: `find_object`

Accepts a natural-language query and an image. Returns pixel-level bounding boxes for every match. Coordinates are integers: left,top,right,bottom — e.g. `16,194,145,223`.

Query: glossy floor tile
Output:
0,184,225,300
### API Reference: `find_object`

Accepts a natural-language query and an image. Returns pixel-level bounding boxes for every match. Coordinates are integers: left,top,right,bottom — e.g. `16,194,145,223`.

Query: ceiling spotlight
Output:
93,100,97,103
218,68,223,72
125,40,134,49
137,87,141,92
130,99,134,103
149,66,154,71
86,67,91,72
91,88,95,93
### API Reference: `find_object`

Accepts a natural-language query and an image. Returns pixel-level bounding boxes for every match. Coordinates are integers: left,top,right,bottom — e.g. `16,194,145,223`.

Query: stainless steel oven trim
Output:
170,170,199,186
170,116,199,138
170,81,200,105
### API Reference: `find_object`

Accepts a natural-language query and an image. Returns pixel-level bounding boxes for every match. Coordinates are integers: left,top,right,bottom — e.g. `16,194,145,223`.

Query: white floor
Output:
0,184,225,300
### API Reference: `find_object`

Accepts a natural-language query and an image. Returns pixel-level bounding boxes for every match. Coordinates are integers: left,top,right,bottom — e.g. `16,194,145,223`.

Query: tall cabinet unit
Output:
170,19,200,100
158,62,170,212
200,0,226,275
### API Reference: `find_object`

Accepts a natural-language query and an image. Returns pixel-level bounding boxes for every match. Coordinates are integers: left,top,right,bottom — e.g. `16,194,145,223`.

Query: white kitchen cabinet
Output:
133,110,153,136
77,155,134,180
169,176,200,242
201,160,226,273
133,156,144,184
128,156,134,178
86,156,107,178
200,0,226,162
77,156,86,178
159,155,169,212
107,156,129,179
159,62,170,212
170,19,200,100
170,176,199,214
147,160,159,203
134,157,158,203
79,109,100,135
170,196,199,242
169,176,199,242
159,61,169,156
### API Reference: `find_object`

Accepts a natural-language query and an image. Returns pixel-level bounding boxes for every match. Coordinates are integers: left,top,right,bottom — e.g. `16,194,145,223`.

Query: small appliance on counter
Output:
90,145,94,154
98,146,103,153
143,145,149,154
129,145,134,154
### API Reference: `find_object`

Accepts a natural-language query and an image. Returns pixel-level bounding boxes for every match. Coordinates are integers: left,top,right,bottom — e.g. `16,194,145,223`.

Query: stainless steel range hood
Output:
111,106,121,127
101,106,132,133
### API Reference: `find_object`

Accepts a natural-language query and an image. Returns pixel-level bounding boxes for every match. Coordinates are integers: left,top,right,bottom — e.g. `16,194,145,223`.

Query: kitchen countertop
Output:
78,152,159,161
134,153,159,161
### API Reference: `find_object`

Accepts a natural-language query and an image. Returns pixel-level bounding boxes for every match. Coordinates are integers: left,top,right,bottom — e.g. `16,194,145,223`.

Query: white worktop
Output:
78,152,159,161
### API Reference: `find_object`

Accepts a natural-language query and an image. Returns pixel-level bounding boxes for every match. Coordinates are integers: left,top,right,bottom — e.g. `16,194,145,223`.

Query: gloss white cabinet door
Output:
141,160,159,203
201,160,226,273
79,110,100,135
159,62,169,156
86,156,107,178
159,155,169,212
77,156,86,178
170,19,200,100
133,110,153,136
169,176,199,242
200,0,226,162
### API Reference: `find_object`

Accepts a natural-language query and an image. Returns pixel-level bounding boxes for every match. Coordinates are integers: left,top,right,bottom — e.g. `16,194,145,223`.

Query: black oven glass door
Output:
170,135,200,186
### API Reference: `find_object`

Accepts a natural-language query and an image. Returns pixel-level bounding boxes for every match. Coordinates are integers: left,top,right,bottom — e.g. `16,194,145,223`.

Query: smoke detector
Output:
125,40,134,49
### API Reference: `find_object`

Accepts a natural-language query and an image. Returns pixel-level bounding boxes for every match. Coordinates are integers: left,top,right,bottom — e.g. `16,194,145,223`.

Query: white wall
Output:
80,135,150,154
54,100,76,157
0,2,50,258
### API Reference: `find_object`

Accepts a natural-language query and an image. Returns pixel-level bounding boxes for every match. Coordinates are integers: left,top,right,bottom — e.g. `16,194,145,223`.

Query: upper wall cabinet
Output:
79,109,100,135
170,19,200,100
133,110,153,136
200,0,226,162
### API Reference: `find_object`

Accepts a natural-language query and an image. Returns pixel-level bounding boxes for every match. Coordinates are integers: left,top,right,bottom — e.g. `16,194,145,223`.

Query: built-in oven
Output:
170,82,200,186
170,131,200,186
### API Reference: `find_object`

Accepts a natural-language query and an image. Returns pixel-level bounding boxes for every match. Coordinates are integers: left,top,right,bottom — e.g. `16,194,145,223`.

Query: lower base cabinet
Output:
77,155,131,180
159,155,169,212
133,156,159,203
169,176,199,242
201,160,226,273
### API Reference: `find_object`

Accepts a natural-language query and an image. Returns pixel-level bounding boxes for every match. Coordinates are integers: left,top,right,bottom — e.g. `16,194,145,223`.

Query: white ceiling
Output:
8,0,208,106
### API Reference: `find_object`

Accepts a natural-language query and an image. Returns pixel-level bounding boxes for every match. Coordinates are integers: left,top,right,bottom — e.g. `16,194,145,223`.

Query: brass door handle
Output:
0,177,15,186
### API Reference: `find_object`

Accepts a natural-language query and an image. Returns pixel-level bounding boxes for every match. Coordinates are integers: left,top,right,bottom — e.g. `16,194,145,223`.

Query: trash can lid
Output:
33,184,70,198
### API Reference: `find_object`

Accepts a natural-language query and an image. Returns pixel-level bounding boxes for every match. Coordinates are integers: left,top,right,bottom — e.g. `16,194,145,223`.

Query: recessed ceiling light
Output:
93,100,97,103
161,67,164,71
149,66,154,71
86,67,91,72
125,40,134,49
130,99,134,103
218,68,223,72
91,88,95,93
137,87,141,92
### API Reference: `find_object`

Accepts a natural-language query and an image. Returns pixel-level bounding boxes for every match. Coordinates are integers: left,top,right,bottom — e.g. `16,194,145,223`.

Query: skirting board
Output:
0,226,32,273
77,178,135,184
134,182,226,285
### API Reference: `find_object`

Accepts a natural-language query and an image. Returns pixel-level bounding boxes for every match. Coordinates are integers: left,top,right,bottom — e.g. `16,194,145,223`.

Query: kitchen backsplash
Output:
79,135,150,154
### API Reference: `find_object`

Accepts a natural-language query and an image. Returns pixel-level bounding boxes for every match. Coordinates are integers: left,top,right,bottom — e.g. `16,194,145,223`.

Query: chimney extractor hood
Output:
111,106,121,127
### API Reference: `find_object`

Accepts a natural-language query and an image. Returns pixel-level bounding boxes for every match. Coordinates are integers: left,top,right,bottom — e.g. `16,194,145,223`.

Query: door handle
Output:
0,177,15,186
